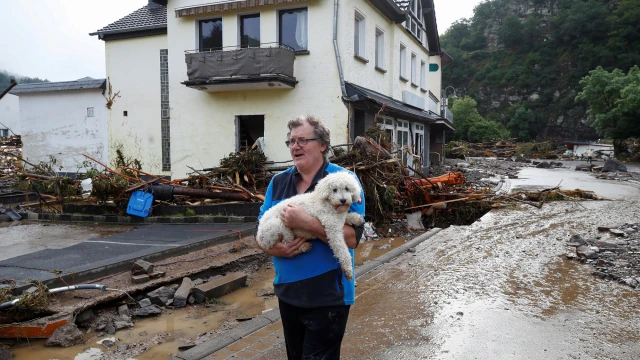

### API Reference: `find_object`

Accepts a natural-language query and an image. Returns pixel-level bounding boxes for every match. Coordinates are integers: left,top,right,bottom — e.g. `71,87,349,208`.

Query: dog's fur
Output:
256,171,364,280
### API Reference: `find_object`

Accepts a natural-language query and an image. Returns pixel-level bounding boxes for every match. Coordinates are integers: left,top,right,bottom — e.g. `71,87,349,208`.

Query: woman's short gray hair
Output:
287,115,331,158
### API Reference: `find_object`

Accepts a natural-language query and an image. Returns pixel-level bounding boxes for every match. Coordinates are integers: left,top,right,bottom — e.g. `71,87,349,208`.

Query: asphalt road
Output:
0,223,254,288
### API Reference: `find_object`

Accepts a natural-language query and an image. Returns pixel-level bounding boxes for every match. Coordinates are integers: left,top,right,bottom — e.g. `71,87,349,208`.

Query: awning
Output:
345,82,436,124
174,0,307,17
432,119,455,132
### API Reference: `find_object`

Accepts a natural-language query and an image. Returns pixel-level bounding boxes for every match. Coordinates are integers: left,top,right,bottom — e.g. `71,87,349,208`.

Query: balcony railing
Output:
182,43,297,92
441,105,454,123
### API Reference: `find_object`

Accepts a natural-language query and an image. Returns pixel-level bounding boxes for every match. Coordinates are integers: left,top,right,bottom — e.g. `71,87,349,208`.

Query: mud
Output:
251,162,640,360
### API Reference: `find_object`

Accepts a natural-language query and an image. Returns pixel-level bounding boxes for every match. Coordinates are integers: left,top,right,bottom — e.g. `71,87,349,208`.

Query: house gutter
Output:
333,0,348,99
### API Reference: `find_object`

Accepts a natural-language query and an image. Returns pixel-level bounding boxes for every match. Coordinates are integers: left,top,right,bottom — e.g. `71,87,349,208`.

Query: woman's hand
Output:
255,234,309,258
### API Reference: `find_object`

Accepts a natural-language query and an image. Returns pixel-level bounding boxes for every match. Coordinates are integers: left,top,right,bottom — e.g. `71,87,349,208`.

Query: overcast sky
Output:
0,0,480,82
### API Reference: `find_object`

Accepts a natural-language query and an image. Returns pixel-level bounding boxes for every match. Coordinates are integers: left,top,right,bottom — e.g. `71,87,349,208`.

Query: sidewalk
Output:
171,228,442,360
0,223,255,291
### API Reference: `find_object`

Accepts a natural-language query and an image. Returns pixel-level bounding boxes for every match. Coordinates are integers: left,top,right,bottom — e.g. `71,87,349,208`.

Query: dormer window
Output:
405,0,425,42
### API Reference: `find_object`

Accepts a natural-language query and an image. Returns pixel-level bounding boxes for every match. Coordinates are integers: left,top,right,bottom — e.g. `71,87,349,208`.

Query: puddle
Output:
354,236,407,266
8,235,417,359
510,168,640,199
0,223,135,261
9,266,277,359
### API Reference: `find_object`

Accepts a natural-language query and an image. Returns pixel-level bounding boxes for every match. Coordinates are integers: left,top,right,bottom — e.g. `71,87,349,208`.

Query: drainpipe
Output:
333,0,348,99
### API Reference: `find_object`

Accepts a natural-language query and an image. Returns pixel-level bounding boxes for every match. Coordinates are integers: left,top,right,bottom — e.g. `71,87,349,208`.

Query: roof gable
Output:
90,3,167,40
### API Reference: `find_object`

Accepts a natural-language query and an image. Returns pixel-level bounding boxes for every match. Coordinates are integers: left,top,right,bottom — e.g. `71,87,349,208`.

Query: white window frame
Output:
277,7,309,52
413,123,425,165
375,27,384,70
354,10,366,59
87,107,94,117
399,44,407,80
396,120,411,165
420,60,426,89
411,53,418,85
376,116,394,145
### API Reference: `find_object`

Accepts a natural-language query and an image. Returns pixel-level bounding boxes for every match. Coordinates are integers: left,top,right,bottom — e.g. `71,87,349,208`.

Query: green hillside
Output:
440,0,640,142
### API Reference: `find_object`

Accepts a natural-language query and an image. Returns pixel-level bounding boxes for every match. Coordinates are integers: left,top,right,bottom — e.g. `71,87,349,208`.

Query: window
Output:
396,120,410,165
279,8,308,51
413,123,425,163
375,28,384,69
236,115,264,152
376,117,394,144
411,53,417,85
123,111,128,117
420,60,426,89
199,18,222,51
405,0,423,39
399,44,407,80
87,107,94,117
354,10,366,58
0,129,8,138
240,14,260,48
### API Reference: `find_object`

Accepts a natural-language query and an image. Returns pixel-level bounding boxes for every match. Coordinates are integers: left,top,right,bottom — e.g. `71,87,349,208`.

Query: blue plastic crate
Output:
126,190,154,217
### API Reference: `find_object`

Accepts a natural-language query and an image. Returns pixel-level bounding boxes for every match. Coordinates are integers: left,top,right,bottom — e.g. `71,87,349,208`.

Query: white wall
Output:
105,34,168,175
167,0,345,178
19,90,108,172
340,0,438,109
0,93,20,135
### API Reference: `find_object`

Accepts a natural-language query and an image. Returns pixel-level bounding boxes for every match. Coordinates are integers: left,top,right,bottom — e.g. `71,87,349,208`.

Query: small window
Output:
420,60,426,89
399,44,407,79
411,53,417,85
87,107,94,117
354,10,366,58
375,28,384,69
123,111,128,117
279,8,308,51
200,18,222,51
240,14,260,48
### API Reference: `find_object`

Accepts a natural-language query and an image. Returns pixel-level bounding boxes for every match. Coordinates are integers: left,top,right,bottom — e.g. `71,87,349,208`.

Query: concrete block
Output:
139,298,152,308
173,277,194,307
132,260,154,275
132,274,150,284
192,272,247,303
118,305,129,317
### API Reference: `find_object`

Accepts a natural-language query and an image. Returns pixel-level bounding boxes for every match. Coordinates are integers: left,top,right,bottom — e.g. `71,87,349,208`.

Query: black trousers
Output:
279,298,351,360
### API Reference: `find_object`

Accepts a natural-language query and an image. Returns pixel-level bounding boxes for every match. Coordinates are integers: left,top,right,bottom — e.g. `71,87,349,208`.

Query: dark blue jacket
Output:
257,161,365,308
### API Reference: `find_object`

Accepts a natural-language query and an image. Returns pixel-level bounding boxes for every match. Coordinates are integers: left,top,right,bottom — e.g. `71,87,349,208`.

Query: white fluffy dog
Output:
256,172,364,280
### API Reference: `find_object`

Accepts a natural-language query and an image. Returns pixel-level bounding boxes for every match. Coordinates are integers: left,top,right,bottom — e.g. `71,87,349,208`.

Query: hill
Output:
440,0,640,141
0,70,49,90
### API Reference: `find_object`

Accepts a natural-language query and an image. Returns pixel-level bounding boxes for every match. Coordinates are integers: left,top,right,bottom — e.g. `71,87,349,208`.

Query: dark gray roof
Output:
90,3,166,39
345,82,436,124
10,79,106,94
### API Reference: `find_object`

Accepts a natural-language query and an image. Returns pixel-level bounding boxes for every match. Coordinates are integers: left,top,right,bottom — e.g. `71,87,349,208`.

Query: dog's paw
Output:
345,213,365,226
299,242,313,253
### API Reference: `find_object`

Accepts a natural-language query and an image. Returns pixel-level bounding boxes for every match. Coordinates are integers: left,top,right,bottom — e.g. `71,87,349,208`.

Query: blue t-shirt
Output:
257,161,365,308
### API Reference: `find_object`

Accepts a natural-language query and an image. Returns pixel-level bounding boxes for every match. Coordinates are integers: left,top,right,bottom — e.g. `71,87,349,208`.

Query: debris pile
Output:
446,139,519,159
566,224,640,290
0,135,22,191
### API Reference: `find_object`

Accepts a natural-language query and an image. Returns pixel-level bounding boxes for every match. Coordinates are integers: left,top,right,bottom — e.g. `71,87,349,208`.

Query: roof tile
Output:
90,3,166,36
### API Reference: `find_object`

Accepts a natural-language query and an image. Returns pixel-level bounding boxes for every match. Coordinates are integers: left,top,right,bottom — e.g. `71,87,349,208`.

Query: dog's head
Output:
315,172,362,213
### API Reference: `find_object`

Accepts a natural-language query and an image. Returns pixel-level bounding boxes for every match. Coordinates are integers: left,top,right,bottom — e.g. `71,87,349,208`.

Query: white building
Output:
10,79,109,173
0,93,20,137
91,0,454,178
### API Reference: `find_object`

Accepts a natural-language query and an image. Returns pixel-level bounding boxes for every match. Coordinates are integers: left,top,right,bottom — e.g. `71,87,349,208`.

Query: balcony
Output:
182,43,297,92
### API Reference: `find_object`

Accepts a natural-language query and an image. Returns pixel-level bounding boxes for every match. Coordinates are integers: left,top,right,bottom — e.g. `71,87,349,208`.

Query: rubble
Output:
45,323,84,347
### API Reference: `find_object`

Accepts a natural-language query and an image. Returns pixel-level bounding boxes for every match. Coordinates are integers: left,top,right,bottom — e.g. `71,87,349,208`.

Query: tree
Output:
499,14,524,49
467,120,510,142
450,96,484,141
575,66,640,156
508,106,538,141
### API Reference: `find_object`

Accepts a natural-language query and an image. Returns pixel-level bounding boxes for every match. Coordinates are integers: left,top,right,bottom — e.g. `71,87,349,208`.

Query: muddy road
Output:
252,168,640,360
